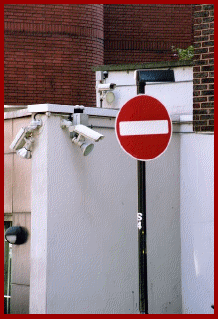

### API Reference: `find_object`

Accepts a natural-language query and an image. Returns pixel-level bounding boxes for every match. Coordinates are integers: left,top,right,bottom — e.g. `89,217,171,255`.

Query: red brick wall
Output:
4,4,104,107
4,4,193,107
104,4,193,64
193,4,214,132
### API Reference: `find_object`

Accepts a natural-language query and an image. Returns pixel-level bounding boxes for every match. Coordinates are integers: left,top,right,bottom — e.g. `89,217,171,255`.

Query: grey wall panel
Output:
12,212,31,286
147,134,182,314
11,284,29,314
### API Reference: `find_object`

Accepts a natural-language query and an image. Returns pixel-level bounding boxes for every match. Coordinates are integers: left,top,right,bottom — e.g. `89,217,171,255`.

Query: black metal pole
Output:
136,70,175,314
137,80,148,314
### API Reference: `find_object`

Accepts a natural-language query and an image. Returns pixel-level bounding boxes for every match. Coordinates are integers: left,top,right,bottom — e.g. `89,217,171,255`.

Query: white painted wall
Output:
29,106,183,314
180,130,214,314
96,67,193,121
30,112,139,314
146,131,182,314
96,66,213,314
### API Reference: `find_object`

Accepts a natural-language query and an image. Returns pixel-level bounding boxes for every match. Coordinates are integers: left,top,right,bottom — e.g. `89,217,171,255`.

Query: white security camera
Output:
9,119,42,159
10,119,42,151
61,120,105,156
97,83,116,92
68,124,104,142
10,127,27,151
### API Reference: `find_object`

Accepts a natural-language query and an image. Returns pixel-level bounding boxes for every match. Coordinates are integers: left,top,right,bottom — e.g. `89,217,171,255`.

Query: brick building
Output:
4,4,104,107
193,4,214,132
104,4,193,64
4,4,193,108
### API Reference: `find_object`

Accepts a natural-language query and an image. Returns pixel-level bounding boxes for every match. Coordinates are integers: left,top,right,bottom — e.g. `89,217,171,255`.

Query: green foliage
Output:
171,45,194,61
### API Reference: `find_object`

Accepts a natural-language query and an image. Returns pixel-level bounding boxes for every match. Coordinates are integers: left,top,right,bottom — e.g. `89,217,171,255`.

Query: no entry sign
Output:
115,95,172,161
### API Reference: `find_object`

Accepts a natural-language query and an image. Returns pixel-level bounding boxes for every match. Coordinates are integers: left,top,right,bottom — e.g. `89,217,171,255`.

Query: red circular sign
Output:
115,95,172,161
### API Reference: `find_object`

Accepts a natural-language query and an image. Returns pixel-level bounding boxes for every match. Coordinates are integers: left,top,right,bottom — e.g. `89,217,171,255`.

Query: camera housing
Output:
97,83,116,92
68,124,104,142
9,119,42,160
10,127,27,151
10,119,42,151
61,118,105,156
5,226,28,245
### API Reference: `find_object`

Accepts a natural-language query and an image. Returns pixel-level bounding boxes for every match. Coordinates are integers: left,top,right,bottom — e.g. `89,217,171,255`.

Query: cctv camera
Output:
103,71,108,79
10,119,42,151
5,226,28,245
97,83,116,92
61,120,104,156
68,124,104,142
10,127,27,151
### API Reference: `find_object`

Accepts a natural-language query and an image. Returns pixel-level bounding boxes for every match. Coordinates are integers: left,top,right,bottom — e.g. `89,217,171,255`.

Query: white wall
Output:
180,132,214,314
96,66,193,121
97,66,213,314
30,113,139,314
29,108,183,314
95,66,193,314
147,132,182,314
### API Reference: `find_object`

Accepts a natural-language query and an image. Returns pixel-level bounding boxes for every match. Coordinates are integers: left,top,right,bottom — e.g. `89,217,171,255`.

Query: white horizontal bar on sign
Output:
119,120,169,136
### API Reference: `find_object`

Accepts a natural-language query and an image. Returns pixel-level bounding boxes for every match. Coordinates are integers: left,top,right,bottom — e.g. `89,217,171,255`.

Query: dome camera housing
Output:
5,226,28,245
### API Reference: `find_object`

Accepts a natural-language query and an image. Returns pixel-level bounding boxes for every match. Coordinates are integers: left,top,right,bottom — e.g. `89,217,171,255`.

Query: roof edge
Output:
92,60,193,72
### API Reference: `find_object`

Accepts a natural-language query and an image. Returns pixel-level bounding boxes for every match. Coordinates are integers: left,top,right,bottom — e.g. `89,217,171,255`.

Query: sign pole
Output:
137,81,148,314
115,69,174,314
138,160,148,314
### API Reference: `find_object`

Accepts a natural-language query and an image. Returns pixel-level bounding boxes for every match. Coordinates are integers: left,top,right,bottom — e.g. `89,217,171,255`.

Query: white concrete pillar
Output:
29,108,139,314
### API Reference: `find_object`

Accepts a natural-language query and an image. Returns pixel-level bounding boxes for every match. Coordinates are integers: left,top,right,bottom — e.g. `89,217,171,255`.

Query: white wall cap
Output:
27,104,75,114
4,109,31,119
180,114,193,122
27,104,119,118
5,104,119,119
4,105,28,112
83,107,118,118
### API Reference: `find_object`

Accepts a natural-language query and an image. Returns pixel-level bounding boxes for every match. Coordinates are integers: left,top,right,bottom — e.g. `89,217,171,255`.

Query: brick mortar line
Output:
4,23,104,39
